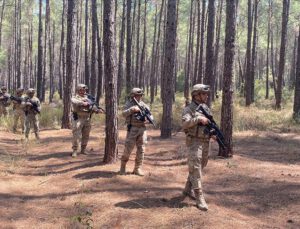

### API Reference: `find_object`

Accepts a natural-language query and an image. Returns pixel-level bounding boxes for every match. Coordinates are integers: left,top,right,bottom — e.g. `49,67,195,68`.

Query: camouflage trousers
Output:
25,114,39,138
0,106,8,117
186,136,210,190
13,109,25,132
121,126,147,167
72,116,91,151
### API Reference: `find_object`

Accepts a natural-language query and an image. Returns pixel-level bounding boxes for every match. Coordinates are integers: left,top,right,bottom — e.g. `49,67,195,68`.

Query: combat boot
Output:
182,180,195,199
194,189,208,211
81,146,88,155
133,166,144,176
119,161,127,175
71,150,78,157
35,133,40,140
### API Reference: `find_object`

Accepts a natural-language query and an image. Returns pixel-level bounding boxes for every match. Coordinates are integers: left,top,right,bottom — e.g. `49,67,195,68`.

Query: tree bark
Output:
37,0,43,100
103,0,118,163
245,0,252,106
125,0,132,95
293,27,300,119
84,0,90,87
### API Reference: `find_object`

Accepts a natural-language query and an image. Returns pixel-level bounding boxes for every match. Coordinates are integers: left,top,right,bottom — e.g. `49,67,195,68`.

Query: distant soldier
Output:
22,88,41,140
182,84,216,211
0,86,11,117
119,88,152,176
12,88,25,133
71,84,104,157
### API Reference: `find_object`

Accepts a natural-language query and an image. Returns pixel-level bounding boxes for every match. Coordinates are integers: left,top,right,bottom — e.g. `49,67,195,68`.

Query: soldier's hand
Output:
132,106,140,113
198,116,209,125
211,135,217,141
26,102,32,106
82,102,89,107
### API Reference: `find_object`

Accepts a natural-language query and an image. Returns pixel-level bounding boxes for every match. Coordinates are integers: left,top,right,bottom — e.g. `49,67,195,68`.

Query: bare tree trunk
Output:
117,0,126,101
96,0,103,102
161,0,177,139
126,0,132,94
62,0,76,129
0,0,5,48
204,0,215,106
250,0,258,103
193,0,201,85
84,0,90,86
139,0,147,89
293,26,300,119
37,0,43,99
219,0,236,157
275,0,290,109
58,0,66,99
103,0,118,164
197,0,206,83
265,0,271,99
49,22,55,103
134,0,141,86
90,0,98,95
245,0,252,106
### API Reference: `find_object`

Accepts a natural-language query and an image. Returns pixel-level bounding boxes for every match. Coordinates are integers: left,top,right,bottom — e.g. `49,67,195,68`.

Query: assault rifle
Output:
86,94,106,113
24,97,40,114
0,92,10,102
10,95,23,104
196,105,227,150
132,97,156,127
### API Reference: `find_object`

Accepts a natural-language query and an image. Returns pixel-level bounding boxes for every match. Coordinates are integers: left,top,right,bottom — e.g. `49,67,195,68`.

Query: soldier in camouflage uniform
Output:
22,88,41,140
182,84,215,211
0,86,11,117
71,84,104,157
119,88,150,176
12,88,25,133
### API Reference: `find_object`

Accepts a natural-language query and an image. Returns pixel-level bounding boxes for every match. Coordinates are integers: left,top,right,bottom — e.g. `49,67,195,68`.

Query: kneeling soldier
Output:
119,88,151,176
71,84,104,157
182,84,215,211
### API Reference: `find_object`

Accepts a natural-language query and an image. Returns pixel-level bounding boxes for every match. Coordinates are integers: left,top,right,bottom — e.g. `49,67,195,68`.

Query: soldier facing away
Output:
0,86,11,117
12,88,25,133
22,88,41,140
182,84,216,211
71,84,104,157
119,88,151,176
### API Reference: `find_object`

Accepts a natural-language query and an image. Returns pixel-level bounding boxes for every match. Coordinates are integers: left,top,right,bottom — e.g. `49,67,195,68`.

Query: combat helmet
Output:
1,86,7,92
130,88,144,97
16,88,24,94
27,88,35,95
77,84,87,92
191,84,210,96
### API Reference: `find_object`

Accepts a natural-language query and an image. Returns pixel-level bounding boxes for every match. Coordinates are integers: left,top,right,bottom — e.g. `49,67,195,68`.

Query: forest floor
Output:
0,124,300,229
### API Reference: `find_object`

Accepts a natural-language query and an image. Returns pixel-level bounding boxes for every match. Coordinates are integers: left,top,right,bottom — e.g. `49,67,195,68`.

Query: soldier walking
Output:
0,86,11,117
71,84,104,157
182,84,216,211
119,88,151,176
12,88,25,133
22,88,41,140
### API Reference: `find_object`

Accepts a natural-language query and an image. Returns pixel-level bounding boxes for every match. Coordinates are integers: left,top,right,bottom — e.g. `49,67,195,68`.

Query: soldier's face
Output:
78,88,86,96
134,94,142,102
195,93,208,103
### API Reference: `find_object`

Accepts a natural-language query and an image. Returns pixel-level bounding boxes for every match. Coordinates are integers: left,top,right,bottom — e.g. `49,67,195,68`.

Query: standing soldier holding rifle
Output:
119,88,155,176
22,88,41,140
182,84,217,211
71,84,104,157
11,88,25,133
0,86,11,117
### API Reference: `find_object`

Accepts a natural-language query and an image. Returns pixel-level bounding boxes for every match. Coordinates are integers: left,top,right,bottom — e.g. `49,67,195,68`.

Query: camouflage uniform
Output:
119,88,149,176
12,89,25,133
0,86,11,117
182,84,211,211
22,89,41,139
71,84,101,157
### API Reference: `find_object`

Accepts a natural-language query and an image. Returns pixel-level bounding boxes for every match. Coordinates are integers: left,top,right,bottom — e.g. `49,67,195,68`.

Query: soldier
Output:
0,86,11,117
22,88,41,140
71,84,104,157
182,84,216,211
12,88,25,133
119,88,150,176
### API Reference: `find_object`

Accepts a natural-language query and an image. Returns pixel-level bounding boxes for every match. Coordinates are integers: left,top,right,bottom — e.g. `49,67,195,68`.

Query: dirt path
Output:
0,127,299,228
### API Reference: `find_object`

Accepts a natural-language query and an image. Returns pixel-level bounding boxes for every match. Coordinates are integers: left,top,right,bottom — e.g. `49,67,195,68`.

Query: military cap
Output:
27,88,35,94
191,84,210,96
130,88,144,97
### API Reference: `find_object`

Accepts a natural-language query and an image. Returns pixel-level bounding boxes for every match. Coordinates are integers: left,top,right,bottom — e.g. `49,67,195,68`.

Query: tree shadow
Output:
73,170,117,179
115,195,188,209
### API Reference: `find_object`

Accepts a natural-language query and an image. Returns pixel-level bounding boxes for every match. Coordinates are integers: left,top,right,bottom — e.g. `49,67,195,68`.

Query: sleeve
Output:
182,107,202,129
122,101,135,118
71,96,85,107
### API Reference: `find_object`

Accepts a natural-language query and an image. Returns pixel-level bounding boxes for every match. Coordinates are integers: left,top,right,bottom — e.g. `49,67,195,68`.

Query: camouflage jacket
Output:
0,93,11,107
21,96,41,115
12,95,25,110
182,100,211,139
122,98,149,128
71,94,99,118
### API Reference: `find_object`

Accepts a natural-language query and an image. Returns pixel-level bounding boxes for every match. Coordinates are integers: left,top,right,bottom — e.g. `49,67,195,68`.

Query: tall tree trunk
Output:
96,0,103,102
84,0,90,86
250,0,258,103
59,0,66,99
265,0,271,99
0,0,5,48
103,0,118,164
193,0,201,85
61,0,77,129
117,0,126,102
134,0,141,87
204,0,215,106
245,0,252,106
275,0,290,109
49,22,55,103
90,0,98,95
219,0,236,157
197,0,206,83
293,26,300,119
126,0,132,95
161,0,177,139
37,0,43,99
138,0,147,89
289,35,297,89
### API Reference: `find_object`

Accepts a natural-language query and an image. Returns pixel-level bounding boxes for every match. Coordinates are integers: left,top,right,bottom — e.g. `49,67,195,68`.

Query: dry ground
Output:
0,124,299,229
